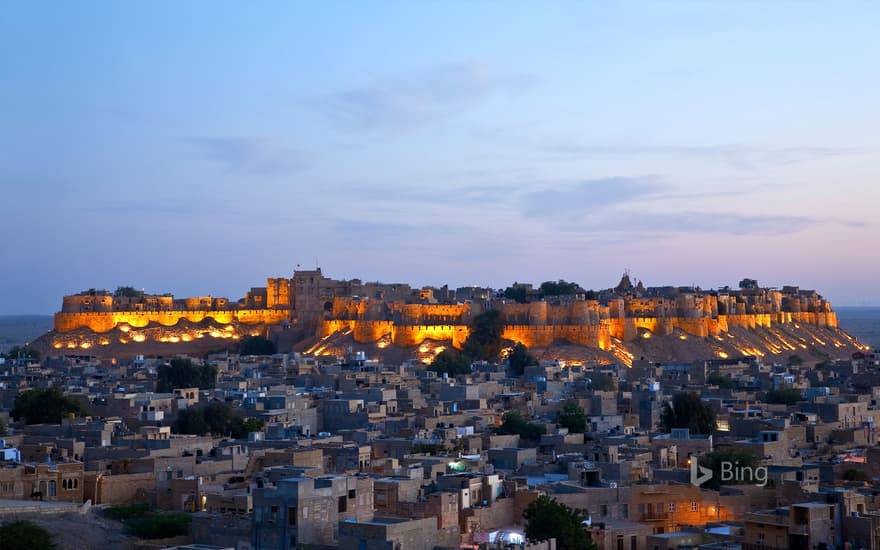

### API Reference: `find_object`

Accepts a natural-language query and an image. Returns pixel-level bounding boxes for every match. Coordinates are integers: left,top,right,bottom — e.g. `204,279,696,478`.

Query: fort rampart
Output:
54,308,290,333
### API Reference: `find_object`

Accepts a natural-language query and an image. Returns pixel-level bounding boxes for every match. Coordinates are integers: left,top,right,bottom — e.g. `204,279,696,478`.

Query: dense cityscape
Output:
0,271,878,549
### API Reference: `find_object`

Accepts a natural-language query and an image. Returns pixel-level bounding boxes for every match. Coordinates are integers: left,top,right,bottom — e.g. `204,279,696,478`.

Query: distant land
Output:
836,307,880,349
0,314,53,354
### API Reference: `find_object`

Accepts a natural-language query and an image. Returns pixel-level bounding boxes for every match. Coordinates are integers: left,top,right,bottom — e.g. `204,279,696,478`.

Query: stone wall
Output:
54,308,290,333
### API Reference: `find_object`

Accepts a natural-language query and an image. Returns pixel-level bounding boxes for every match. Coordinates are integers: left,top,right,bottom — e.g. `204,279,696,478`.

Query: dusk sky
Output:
2,2,879,315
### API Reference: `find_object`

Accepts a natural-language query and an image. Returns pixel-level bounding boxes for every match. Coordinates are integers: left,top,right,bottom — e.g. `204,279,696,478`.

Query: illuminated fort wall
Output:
320,297,839,350
55,309,290,333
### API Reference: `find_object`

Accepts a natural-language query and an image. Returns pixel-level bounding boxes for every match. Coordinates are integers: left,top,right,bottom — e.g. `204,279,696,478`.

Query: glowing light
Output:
224,325,235,332
419,345,430,353
132,334,146,343
376,341,389,349
80,342,92,349
434,346,446,354
641,331,652,339
66,342,76,349
98,338,110,346
119,338,129,344
210,331,221,338
679,334,687,340
168,336,180,343
181,334,193,342
118,324,131,333
717,351,729,359
53,342,62,349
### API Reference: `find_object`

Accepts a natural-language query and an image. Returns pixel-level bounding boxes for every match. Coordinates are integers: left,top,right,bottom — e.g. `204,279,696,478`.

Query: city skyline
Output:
3,2,879,314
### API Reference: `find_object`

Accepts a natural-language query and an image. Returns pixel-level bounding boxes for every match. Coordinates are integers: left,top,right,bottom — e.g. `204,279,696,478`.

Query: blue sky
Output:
2,2,879,314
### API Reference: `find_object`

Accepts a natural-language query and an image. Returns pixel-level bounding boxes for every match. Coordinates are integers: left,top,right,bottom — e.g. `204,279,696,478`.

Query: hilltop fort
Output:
45,270,860,363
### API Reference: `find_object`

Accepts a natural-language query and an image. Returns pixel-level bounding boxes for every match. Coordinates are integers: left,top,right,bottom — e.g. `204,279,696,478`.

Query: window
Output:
691,501,698,512
668,502,676,513
348,489,356,499
288,507,297,526
338,495,347,513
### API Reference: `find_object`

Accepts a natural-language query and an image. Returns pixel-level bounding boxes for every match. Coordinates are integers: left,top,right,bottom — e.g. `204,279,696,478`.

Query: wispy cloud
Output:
521,177,668,218
192,137,313,175
321,62,535,132
542,141,874,170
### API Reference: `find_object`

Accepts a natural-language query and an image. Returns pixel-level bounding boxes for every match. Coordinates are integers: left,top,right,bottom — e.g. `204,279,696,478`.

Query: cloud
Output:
521,177,668,218
321,62,535,132
542,142,873,170
192,137,313,174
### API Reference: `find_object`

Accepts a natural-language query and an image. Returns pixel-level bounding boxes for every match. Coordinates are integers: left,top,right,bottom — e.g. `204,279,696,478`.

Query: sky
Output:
2,1,879,314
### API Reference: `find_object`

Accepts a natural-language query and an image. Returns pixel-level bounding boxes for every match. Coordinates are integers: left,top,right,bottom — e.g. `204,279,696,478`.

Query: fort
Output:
49,270,845,361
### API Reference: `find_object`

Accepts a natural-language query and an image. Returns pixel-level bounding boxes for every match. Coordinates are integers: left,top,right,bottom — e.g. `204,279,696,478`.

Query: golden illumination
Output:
641,331,652,339
717,351,729,359
80,342,92,349
118,324,131,333
53,342,62,349
132,334,146,343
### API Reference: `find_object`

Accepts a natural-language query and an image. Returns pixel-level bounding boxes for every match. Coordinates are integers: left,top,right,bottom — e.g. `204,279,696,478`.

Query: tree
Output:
508,343,537,376
765,388,802,406
788,354,804,366
502,285,528,304
230,417,265,439
239,335,277,356
156,358,216,393
497,411,545,441
0,520,56,550
698,447,761,490
539,280,582,297
587,373,616,392
659,393,716,434
738,278,759,290
429,350,472,376
174,401,264,438
558,401,586,433
462,310,505,361
114,286,143,298
707,373,737,390
11,388,88,425
0,418,8,435
173,408,209,436
523,495,596,550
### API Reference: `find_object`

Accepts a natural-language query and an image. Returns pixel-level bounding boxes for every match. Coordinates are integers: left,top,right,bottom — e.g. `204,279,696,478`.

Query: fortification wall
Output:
55,309,290,333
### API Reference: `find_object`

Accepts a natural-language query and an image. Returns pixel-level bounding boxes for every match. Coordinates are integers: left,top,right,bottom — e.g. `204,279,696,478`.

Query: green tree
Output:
659,393,716,434
502,285,529,304
558,401,586,433
588,373,617,392
156,358,217,393
0,520,56,550
239,335,277,355
508,343,537,376
497,411,545,441
229,417,265,439
698,447,761,490
523,495,596,550
429,349,472,376
173,408,209,436
765,388,802,406
707,373,737,390
11,388,88,425
539,280,582,297
114,286,143,298
203,401,234,435
462,309,506,361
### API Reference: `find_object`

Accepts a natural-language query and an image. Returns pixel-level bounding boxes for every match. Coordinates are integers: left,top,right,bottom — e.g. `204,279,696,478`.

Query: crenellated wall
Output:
55,308,290,333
